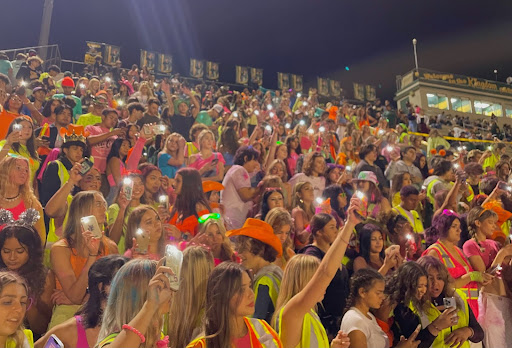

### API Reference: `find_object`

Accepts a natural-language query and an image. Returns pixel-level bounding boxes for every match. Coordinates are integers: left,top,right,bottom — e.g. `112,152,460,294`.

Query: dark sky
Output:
2,0,512,100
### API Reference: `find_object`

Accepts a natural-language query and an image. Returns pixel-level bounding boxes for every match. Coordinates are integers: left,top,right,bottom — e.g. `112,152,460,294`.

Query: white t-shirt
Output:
340,307,389,348
221,165,253,230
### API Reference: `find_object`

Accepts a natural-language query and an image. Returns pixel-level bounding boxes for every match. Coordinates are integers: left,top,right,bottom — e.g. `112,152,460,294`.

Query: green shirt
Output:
53,94,83,122
77,113,102,127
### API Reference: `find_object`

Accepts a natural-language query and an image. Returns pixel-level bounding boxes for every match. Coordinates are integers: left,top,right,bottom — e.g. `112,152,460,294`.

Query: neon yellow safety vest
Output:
277,308,329,348
254,273,282,309
466,185,475,202
426,178,441,205
44,160,71,268
408,288,470,348
393,206,424,234
187,317,283,348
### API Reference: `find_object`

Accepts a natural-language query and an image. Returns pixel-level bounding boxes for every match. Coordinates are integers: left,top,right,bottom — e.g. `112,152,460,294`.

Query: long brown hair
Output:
170,168,211,219
124,205,165,255
204,262,250,348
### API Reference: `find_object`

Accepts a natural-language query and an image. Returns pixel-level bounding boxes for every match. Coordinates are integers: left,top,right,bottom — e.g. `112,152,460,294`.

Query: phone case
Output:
135,229,149,254
45,334,64,348
80,216,102,239
159,195,169,210
123,180,134,201
165,245,183,291
443,297,456,309
79,159,93,175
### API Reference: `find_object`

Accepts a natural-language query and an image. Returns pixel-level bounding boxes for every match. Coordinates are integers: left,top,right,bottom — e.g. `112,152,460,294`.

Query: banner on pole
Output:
140,50,157,72
103,44,120,66
250,68,263,85
330,80,341,97
190,59,205,78
236,66,249,85
157,54,173,74
291,74,303,91
353,83,365,101
206,61,219,80
84,41,103,65
318,77,329,96
277,72,290,90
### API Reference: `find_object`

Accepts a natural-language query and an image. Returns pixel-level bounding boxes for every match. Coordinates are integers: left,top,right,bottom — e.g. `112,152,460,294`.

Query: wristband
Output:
470,271,483,282
122,324,146,343
431,322,441,332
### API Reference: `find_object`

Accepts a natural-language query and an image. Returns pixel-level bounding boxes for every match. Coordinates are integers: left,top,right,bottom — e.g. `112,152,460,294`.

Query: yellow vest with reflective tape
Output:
393,206,424,234
254,272,281,309
426,178,441,205
187,317,283,348
277,307,329,348
408,288,470,348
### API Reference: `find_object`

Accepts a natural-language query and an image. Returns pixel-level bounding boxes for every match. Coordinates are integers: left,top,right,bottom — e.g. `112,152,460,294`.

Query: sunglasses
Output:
198,213,221,224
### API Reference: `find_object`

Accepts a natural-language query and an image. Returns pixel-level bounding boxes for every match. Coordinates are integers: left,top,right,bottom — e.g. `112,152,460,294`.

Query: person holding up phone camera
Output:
49,191,118,329
417,256,484,348
189,129,225,183
40,125,89,206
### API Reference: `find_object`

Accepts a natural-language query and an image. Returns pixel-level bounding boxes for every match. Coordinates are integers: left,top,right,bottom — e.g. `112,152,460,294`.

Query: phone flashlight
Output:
302,101,308,106
254,110,260,115
308,129,314,134
319,126,326,132
299,120,306,126
297,93,302,98
267,104,272,110
285,123,291,129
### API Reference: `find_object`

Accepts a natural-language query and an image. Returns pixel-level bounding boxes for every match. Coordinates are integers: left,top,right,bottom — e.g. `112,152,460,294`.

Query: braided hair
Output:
344,268,384,312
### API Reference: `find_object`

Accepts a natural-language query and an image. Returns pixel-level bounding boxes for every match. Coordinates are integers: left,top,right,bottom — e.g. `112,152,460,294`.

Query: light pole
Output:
38,0,55,60
494,69,498,81
412,38,419,75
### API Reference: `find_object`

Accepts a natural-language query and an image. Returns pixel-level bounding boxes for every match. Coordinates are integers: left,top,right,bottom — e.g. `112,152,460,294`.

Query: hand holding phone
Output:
80,215,102,239
44,335,64,348
79,158,94,176
164,245,183,291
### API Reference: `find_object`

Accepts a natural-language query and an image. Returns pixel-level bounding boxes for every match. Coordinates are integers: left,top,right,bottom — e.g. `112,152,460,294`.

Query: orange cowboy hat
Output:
226,218,282,257
202,181,225,193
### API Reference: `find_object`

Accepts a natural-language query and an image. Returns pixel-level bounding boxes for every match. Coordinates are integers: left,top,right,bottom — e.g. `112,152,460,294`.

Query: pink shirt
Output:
463,239,500,270
85,125,117,173
221,165,252,230
189,152,226,177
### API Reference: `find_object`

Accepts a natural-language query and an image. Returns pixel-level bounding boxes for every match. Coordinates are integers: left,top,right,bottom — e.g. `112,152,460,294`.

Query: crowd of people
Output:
0,51,511,347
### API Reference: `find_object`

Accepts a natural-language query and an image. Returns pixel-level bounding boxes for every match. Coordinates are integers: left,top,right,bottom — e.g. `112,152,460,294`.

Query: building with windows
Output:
395,68,512,125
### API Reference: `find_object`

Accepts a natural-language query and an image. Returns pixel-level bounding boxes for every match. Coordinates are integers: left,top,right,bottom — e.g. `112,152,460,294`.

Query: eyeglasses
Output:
198,213,221,224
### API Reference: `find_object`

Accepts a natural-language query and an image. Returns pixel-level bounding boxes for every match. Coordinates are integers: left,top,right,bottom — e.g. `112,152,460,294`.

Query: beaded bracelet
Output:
122,324,146,343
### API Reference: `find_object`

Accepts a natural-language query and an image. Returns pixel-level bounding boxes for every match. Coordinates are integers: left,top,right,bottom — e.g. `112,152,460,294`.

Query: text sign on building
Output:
420,71,512,95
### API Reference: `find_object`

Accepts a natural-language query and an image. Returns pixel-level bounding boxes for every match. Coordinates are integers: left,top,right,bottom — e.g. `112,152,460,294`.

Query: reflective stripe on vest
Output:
277,308,328,348
187,318,282,348
427,243,479,301
408,288,470,348
426,178,441,205
245,317,283,348
467,185,474,202
392,206,424,234
254,273,281,308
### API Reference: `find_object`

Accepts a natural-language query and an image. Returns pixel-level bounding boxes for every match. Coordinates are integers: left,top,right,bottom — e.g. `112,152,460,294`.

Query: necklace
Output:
2,193,20,202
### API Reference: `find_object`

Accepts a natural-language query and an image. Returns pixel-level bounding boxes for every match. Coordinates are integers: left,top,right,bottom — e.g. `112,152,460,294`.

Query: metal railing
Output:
0,44,61,71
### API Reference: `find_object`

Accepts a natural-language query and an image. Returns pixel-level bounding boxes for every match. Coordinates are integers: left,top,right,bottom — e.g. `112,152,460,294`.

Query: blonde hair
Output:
265,207,293,262
63,191,105,253
197,129,215,150
272,254,320,329
88,78,100,93
0,272,29,347
96,259,161,347
138,81,155,98
0,156,40,210
168,246,214,348
199,218,235,263
266,159,288,183
163,133,182,156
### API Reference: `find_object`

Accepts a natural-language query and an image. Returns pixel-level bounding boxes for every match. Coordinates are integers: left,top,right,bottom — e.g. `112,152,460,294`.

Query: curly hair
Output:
234,235,278,263
345,268,384,311
302,152,325,177
386,262,429,312
424,213,459,245
0,225,45,298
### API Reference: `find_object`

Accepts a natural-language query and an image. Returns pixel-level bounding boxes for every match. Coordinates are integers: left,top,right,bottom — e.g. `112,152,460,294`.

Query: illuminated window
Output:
450,97,472,113
474,100,502,116
426,93,449,110
505,107,512,118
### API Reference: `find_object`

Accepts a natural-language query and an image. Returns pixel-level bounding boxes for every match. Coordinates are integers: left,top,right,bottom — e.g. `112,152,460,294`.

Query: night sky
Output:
2,0,512,100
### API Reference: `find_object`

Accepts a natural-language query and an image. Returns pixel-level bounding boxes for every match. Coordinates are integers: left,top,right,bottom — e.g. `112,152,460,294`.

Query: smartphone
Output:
443,297,456,309
211,159,219,166
12,124,22,132
122,177,134,201
153,124,166,135
164,244,183,291
80,215,102,239
498,181,510,191
15,86,26,96
354,191,368,220
134,228,149,254
44,334,64,348
488,264,502,275
159,194,169,210
143,125,152,136
79,158,94,176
